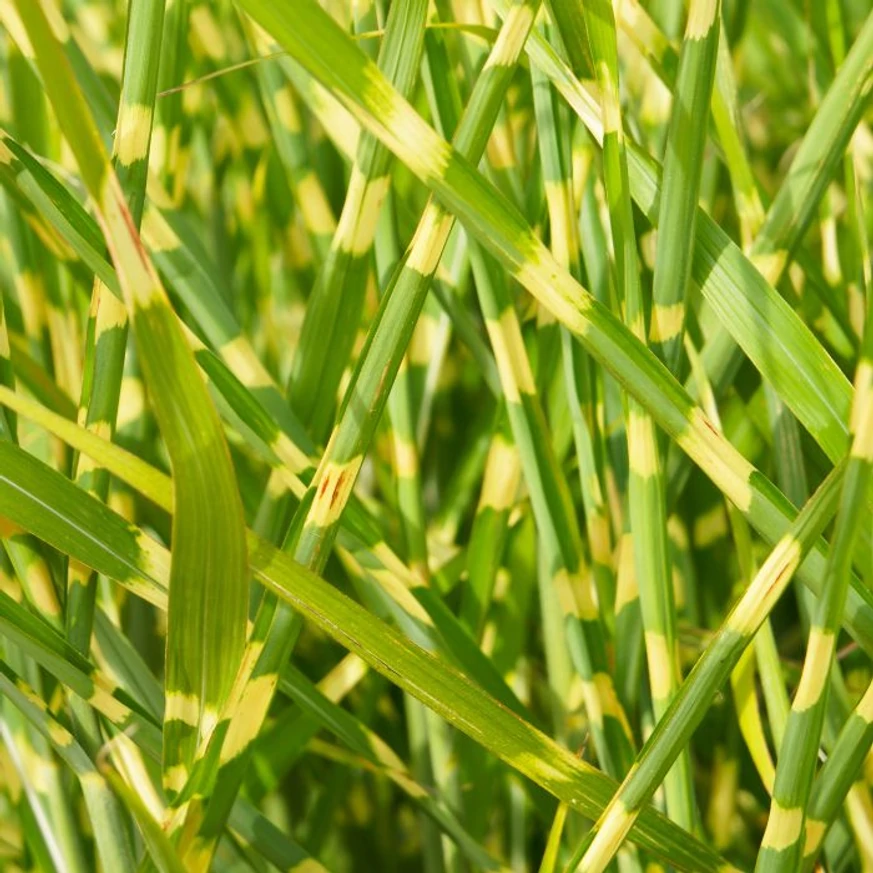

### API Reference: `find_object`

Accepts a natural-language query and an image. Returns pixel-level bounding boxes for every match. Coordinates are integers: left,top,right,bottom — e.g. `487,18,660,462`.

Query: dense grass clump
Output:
0,0,872,870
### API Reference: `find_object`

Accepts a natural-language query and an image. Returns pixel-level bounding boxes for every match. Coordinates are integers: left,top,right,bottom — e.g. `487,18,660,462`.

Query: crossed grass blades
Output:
0,0,871,870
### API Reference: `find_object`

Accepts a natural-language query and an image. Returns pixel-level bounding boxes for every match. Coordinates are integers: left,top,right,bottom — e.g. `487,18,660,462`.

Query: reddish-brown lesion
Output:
310,458,364,526
118,195,150,271
330,469,349,509
700,414,720,439
315,465,349,513
768,555,798,597
318,475,331,499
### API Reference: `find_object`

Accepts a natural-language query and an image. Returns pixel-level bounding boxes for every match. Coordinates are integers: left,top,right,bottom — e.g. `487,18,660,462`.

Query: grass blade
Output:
7,0,249,798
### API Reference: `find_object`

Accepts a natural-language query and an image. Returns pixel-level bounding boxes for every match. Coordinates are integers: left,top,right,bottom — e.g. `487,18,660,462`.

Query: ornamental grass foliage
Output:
0,0,871,870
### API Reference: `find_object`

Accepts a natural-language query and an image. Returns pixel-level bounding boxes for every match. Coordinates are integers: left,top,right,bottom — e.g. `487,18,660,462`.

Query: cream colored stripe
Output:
486,310,536,404
649,302,685,343
685,0,719,39
728,536,801,634
166,692,199,727
480,437,520,511
308,456,364,529
406,205,453,275
579,803,634,872
761,801,803,851
115,104,154,166
482,3,535,70
792,628,835,711
628,408,658,478
644,632,675,701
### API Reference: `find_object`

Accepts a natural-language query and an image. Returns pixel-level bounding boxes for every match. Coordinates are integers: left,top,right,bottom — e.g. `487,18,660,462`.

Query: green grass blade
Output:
8,0,249,797
236,0,873,662
2,3,872,866
62,5,164,860
568,0,694,831
648,0,720,371
572,461,845,871
286,0,428,440
0,658,133,871
0,437,731,872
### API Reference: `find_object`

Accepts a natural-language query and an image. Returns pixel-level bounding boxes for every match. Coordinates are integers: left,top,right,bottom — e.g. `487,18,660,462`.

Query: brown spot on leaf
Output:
700,415,720,438
318,475,331,498
115,188,150,270
330,469,348,509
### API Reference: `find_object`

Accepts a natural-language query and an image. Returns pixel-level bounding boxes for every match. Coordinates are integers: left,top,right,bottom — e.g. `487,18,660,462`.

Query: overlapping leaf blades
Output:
0,1,872,870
